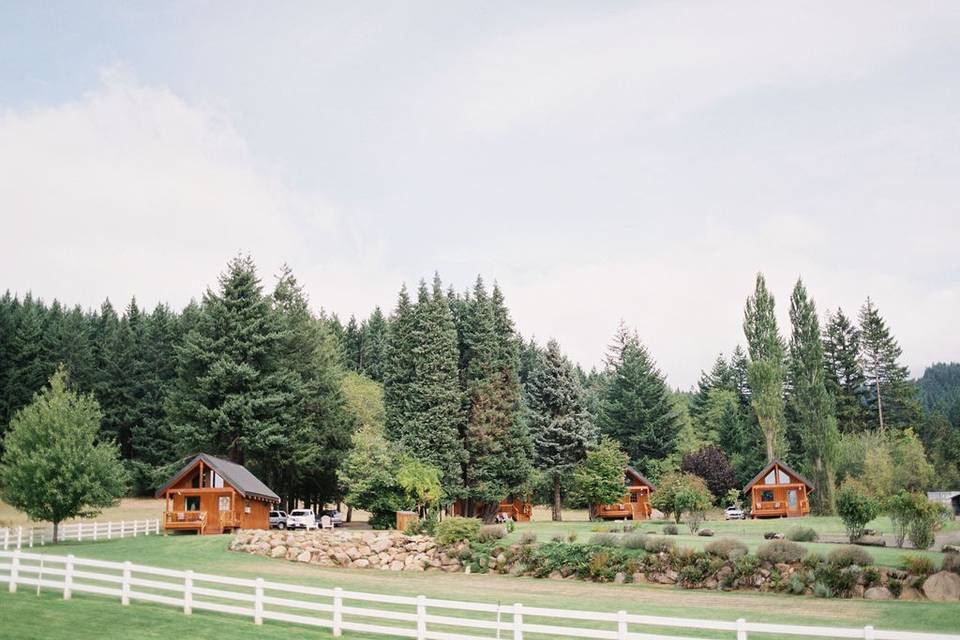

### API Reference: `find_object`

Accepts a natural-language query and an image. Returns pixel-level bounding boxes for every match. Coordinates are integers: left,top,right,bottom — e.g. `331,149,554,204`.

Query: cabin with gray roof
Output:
155,453,280,534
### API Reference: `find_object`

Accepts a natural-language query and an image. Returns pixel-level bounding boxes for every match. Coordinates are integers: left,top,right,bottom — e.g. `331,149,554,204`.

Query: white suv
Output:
724,505,746,520
286,509,318,530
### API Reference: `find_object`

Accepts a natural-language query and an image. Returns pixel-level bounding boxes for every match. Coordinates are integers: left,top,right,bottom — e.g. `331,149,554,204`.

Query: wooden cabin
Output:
594,467,655,520
155,453,280,534
451,497,533,522
743,459,813,518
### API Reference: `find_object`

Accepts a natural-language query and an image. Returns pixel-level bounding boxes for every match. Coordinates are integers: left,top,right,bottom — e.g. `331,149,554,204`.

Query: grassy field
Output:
0,532,958,639
0,498,164,529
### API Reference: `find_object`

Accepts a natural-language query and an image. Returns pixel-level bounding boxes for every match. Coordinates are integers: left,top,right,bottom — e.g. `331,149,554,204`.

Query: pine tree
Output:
526,339,595,521
743,274,786,462
822,309,868,433
458,279,532,519
691,354,734,420
167,256,298,470
787,279,839,514
388,277,465,500
858,299,920,432
384,285,416,442
361,307,388,382
344,315,364,373
598,324,678,475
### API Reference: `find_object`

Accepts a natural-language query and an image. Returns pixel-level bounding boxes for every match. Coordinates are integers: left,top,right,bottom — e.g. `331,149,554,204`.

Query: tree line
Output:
2,260,959,522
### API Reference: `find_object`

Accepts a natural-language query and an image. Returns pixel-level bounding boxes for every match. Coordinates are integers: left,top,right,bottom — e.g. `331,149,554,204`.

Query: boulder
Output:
270,545,287,559
864,587,892,600
923,571,960,602
854,536,886,547
898,586,923,600
371,539,393,553
698,529,715,537
353,558,370,569
943,545,960,554
614,572,627,584
296,550,311,563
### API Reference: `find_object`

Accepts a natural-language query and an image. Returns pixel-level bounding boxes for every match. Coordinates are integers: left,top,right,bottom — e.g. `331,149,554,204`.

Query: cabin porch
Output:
749,483,810,518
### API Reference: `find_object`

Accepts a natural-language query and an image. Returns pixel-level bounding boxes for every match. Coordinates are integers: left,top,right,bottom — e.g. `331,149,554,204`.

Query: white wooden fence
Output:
1,519,160,549
1,550,957,640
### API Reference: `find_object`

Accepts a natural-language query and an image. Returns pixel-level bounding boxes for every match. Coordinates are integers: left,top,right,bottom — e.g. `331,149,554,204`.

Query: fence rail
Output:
1,550,956,640
1,519,160,549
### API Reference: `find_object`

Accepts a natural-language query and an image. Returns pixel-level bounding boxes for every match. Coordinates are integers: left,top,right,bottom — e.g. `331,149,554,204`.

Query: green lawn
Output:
0,533,957,639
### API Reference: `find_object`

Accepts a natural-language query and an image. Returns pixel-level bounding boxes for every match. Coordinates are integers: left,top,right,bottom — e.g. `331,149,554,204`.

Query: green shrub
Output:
551,533,564,543
369,511,396,530
802,552,825,570
902,554,935,576
644,537,677,554
520,531,538,545
943,552,960,574
477,524,506,543
787,573,807,595
588,550,616,581
732,555,760,579
757,540,806,564
827,545,873,568
908,501,947,551
888,578,903,598
589,533,620,547
815,564,858,597
704,538,749,560
663,524,679,535
435,516,482,546
835,481,880,543
863,566,881,587
786,526,818,542
566,531,578,543
621,533,649,550
813,581,833,598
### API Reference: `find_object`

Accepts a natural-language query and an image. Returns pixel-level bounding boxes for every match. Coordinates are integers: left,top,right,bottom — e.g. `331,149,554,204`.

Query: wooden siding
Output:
161,459,274,534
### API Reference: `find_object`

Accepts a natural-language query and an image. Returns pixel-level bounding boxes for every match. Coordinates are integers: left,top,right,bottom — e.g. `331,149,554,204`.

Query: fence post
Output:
122,561,131,605
8,549,19,593
29,528,34,548
120,520,125,539
183,570,193,615
93,522,99,542
17,526,22,549
513,603,523,640
333,586,343,637
133,520,138,537
254,577,264,625
617,610,627,640
108,521,113,540
64,555,74,600
416,595,426,640
864,626,875,640
736,618,747,640
3,528,8,550
78,523,83,543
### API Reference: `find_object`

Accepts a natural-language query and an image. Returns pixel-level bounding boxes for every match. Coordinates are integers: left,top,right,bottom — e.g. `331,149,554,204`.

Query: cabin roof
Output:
742,458,814,494
626,466,656,491
154,453,281,503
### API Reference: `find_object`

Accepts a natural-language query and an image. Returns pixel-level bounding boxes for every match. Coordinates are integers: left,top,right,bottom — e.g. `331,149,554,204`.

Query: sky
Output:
1,1,958,388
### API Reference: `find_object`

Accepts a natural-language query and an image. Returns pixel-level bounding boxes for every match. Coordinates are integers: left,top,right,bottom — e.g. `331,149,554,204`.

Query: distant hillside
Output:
917,362,960,426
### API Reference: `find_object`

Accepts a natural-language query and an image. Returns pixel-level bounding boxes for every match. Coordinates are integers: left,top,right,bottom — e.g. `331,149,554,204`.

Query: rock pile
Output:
230,529,462,572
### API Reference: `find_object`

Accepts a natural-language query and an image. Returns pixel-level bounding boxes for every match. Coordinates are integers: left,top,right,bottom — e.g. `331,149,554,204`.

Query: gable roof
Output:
155,453,281,502
742,458,814,495
626,466,656,491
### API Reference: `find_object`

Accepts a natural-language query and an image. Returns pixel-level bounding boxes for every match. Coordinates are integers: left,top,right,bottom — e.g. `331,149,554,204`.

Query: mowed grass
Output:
0,498,164,529
0,533,955,638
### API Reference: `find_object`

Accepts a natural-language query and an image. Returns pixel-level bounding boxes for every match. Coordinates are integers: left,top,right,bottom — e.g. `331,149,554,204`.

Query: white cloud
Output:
0,70,341,309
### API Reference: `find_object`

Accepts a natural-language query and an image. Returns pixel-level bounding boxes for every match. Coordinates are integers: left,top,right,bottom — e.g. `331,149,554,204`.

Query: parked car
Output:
724,505,746,520
286,509,318,530
320,509,343,527
268,510,288,529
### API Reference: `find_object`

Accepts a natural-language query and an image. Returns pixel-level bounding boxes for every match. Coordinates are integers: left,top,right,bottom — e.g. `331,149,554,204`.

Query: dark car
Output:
319,509,343,527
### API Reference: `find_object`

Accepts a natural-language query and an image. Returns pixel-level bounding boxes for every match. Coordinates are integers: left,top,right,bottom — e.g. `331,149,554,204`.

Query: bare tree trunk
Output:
53,521,60,544
764,429,775,462
346,505,353,523
552,475,562,522
876,380,885,433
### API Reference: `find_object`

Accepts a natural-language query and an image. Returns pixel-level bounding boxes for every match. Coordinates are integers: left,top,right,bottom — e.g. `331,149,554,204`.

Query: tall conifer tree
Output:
858,299,920,432
822,309,868,433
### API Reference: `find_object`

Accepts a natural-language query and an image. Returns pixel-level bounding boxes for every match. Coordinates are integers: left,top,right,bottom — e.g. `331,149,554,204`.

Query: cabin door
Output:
628,489,641,520
786,489,800,516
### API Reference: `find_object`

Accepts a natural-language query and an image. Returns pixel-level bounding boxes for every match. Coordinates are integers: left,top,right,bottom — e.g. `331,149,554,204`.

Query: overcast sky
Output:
2,2,958,388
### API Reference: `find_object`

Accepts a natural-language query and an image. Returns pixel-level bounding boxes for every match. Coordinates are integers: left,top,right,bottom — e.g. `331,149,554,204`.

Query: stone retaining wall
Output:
229,529,462,572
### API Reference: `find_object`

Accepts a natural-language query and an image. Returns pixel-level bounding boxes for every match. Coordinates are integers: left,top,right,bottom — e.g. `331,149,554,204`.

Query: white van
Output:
286,509,318,530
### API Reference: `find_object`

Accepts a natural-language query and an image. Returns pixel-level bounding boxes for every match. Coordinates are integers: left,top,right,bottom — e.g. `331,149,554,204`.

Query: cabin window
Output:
630,492,638,503
209,471,224,489
218,496,231,511
760,490,774,502
185,496,201,511
764,470,777,484
191,473,200,489
624,474,633,486
244,501,252,514
778,469,791,484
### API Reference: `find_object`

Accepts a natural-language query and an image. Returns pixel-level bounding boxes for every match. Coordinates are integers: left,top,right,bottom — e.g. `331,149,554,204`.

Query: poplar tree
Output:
858,298,920,432
822,309,868,433
743,273,786,462
598,324,678,474
525,339,594,521
787,279,839,514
